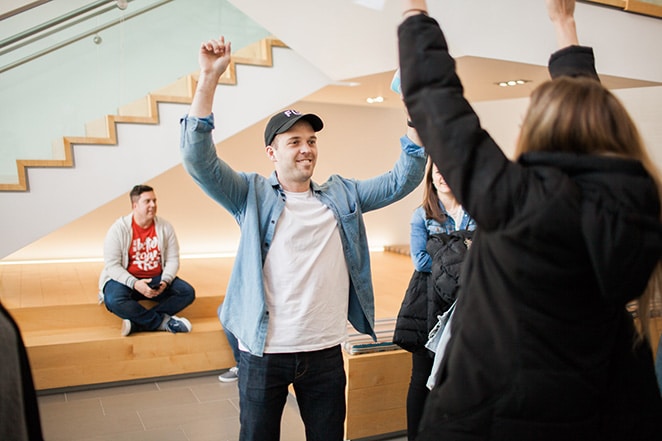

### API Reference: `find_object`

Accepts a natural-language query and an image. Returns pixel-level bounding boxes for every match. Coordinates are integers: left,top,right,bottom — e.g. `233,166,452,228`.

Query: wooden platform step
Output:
384,243,410,256
12,296,234,391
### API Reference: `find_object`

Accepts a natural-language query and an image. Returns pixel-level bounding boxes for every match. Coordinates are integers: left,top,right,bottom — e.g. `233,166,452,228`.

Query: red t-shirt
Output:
127,219,162,279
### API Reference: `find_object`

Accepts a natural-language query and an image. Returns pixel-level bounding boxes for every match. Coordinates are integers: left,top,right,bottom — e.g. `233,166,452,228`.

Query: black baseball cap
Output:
264,109,324,146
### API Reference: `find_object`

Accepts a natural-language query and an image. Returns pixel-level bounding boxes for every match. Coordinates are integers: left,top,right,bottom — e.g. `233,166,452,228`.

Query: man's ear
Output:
265,145,277,162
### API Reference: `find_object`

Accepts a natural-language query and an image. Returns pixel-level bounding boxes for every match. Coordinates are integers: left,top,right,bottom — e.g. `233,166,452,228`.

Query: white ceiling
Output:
3,0,661,108
229,0,662,108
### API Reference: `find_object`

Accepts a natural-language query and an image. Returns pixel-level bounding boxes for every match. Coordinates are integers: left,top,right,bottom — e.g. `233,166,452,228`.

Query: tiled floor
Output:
37,371,407,441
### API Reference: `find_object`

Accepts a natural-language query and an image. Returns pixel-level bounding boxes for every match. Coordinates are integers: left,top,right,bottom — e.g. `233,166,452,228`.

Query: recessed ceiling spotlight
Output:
366,96,384,104
496,79,531,87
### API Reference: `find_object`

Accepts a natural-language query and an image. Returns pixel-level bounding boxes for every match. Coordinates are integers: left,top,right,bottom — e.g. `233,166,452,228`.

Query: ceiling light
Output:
366,96,384,104
496,79,530,87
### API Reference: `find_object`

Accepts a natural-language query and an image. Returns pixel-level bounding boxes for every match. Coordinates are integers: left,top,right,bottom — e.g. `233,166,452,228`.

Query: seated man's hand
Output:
154,281,168,297
134,279,159,298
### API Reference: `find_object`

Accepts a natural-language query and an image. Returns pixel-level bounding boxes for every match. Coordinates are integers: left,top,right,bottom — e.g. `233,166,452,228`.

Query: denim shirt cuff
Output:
400,134,426,158
180,113,215,132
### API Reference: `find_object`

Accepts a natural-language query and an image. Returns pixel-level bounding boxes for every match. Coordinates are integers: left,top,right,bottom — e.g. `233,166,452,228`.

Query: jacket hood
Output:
521,152,662,305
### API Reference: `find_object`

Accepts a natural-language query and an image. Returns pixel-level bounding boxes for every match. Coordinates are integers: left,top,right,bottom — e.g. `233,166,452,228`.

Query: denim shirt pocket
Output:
426,219,444,235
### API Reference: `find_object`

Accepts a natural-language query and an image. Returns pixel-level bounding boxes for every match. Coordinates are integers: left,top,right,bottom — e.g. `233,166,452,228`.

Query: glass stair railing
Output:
0,0,271,188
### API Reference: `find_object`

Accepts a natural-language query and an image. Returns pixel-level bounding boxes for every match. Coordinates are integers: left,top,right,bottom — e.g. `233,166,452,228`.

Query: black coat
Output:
399,14,662,441
0,302,44,441
394,230,474,353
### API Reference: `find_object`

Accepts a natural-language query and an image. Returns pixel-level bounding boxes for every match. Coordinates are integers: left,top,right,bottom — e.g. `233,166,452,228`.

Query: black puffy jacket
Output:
394,230,474,353
399,14,662,441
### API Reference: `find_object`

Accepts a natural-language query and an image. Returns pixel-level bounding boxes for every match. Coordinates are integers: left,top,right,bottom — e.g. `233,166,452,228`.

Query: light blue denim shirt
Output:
410,204,476,272
180,114,426,356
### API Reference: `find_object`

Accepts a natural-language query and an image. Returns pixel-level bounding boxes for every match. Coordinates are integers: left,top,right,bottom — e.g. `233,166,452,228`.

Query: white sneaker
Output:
218,366,239,383
121,319,132,337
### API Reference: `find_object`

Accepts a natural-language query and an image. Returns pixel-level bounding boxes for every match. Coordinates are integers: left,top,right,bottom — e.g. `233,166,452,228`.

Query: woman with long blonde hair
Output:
397,0,662,440
518,75,662,348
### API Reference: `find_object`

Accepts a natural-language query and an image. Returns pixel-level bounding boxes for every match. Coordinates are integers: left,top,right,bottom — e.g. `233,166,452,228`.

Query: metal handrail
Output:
0,0,172,74
0,0,116,50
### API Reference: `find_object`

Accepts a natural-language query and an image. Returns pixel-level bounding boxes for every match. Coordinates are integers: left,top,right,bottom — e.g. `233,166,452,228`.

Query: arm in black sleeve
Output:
548,45,599,81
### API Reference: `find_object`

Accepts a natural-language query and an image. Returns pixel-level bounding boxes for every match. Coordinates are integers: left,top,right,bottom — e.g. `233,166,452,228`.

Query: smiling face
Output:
431,163,452,195
132,190,157,227
266,120,318,192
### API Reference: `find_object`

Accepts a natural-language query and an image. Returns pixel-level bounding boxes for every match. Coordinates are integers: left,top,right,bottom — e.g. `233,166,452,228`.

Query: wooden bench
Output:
11,295,234,390
344,349,411,440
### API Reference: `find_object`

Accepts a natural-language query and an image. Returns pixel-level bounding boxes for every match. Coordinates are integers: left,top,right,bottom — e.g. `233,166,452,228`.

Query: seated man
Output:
99,184,195,336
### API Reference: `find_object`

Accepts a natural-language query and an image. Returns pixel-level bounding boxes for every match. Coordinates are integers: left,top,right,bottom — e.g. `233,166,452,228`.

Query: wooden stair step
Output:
28,320,233,390
12,295,222,332
9,295,228,390
22,316,222,346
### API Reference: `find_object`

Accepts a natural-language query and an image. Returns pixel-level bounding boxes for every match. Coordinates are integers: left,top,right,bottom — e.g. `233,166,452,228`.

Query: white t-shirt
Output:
262,189,349,353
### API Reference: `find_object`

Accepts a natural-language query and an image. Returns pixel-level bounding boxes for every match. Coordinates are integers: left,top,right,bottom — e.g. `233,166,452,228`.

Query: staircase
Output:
12,295,232,391
0,37,287,193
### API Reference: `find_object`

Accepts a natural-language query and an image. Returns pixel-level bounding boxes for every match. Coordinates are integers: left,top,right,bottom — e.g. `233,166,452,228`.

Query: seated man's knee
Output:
171,278,196,302
102,280,132,310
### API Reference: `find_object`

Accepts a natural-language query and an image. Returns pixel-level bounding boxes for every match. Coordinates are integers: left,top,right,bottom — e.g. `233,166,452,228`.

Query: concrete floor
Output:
37,371,407,441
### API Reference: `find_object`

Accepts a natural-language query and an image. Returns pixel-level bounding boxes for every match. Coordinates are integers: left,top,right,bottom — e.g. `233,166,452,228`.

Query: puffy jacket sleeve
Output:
548,45,599,80
398,14,525,231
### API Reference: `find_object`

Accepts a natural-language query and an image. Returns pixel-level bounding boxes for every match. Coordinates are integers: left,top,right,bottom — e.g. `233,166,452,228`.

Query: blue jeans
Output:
103,277,195,331
238,345,346,441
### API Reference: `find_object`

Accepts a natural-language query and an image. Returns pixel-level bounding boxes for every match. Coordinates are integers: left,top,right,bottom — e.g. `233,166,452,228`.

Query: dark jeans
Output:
656,336,662,396
103,277,195,331
407,350,434,441
238,345,346,441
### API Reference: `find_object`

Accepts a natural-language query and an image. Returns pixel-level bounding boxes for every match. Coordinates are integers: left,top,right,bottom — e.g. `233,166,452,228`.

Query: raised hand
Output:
189,35,232,117
199,36,232,78
546,0,579,48
546,0,575,22
402,0,428,17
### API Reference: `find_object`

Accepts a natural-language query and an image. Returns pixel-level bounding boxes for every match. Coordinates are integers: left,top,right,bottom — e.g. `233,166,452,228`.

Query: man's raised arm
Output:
189,36,232,118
